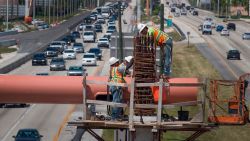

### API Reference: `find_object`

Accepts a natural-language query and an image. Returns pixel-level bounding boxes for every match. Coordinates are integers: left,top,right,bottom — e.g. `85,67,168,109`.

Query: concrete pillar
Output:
25,0,29,17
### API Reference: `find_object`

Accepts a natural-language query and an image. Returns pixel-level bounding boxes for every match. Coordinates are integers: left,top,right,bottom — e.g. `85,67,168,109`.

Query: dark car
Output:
103,34,111,42
50,57,66,71
65,35,76,43
227,23,236,31
95,24,103,32
216,25,224,32
96,19,105,24
83,16,93,24
192,10,198,16
32,53,47,66
71,31,81,38
13,128,43,141
45,47,59,57
227,49,240,60
88,48,102,60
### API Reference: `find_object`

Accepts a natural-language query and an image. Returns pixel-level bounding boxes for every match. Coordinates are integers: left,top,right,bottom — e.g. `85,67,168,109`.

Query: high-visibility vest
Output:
148,27,169,46
111,66,126,83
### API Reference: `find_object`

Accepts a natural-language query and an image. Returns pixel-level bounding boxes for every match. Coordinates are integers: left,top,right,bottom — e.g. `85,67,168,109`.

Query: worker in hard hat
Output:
137,23,173,76
124,56,134,76
109,57,126,120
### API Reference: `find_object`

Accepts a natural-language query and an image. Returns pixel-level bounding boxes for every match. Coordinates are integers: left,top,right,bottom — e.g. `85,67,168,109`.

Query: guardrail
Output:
0,31,18,37
172,22,186,40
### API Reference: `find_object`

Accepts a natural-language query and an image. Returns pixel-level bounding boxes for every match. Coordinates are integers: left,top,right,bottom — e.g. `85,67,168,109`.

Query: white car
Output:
63,49,76,59
106,30,114,36
221,29,230,36
83,31,95,43
107,21,116,27
97,38,110,48
79,23,86,31
82,53,97,66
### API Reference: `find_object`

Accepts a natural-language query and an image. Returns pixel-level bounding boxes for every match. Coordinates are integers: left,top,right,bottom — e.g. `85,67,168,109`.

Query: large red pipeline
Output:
0,75,198,104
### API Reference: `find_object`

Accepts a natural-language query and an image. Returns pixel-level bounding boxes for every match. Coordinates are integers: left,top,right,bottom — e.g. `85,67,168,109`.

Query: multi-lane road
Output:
0,4,134,141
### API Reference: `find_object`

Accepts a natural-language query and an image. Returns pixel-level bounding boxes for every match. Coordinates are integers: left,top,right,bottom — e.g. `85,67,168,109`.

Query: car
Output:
63,49,76,59
227,49,240,60
88,48,102,60
65,35,76,43
13,128,43,141
97,38,110,48
107,21,116,27
79,23,86,31
62,37,71,45
89,14,97,21
32,53,47,66
192,10,198,16
186,6,191,10
221,29,230,36
202,21,212,35
71,31,81,38
106,30,114,36
67,66,85,76
242,32,250,40
216,25,224,32
50,57,66,71
49,41,64,53
83,31,95,42
103,34,111,42
181,8,187,15
227,23,236,31
170,7,176,12
85,25,94,31
174,12,180,17
44,47,59,57
107,25,116,32
36,23,49,30
189,7,195,12
96,19,105,24
82,53,97,66
94,24,103,32
73,42,84,53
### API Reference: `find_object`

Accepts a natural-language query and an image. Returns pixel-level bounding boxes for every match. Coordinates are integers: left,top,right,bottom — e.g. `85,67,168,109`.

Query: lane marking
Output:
53,105,76,141
2,104,36,141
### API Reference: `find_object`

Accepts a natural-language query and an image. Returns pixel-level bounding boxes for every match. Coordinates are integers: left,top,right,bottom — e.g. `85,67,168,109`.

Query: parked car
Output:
71,31,81,38
227,23,236,31
227,49,240,60
13,128,43,141
192,10,198,16
73,43,84,53
44,47,59,57
67,66,85,76
83,31,95,43
63,49,76,59
88,48,102,60
216,25,224,32
32,53,47,66
50,57,66,71
82,53,97,66
221,29,230,36
95,24,103,32
242,32,250,40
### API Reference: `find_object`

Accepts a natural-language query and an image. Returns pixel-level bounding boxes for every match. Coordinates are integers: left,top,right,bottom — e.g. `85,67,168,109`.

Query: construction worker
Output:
137,23,173,76
124,56,134,76
109,57,126,120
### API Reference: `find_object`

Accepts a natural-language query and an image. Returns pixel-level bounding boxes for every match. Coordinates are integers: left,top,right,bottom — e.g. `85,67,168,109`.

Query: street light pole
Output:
6,0,9,31
33,0,35,21
217,0,220,16
187,31,190,47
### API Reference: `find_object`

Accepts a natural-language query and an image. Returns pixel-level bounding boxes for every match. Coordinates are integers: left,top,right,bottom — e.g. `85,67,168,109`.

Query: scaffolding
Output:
67,74,217,141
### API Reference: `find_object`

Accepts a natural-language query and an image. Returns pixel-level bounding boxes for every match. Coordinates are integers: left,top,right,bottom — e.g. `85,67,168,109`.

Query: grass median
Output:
103,43,250,140
0,47,17,59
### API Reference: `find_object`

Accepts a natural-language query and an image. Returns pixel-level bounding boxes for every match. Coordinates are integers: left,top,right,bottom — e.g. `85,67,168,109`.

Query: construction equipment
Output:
208,73,250,125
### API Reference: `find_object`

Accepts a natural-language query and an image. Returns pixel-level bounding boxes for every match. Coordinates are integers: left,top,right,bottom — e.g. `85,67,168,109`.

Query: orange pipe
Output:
0,75,198,104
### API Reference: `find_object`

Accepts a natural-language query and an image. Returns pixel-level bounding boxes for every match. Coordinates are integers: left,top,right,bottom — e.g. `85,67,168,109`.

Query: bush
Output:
153,5,160,16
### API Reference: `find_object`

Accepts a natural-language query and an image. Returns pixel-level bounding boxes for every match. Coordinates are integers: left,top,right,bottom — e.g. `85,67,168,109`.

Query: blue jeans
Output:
163,43,172,76
109,86,123,120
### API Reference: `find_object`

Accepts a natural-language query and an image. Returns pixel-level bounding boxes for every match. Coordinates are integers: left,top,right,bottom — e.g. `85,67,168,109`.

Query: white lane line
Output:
1,104,36,141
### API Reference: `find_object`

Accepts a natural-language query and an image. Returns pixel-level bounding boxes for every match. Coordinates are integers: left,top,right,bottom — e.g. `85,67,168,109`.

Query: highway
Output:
0,3,134,141
165,0,250,80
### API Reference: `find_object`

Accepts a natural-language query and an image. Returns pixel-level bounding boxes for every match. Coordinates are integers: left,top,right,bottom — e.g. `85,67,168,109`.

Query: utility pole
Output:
136,0,141,24
49,0,51,24
217,0,220,16
118,1,123,61
160,4,164,75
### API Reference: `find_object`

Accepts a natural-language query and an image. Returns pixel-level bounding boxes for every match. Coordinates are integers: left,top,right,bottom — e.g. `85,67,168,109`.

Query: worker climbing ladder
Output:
133,35,157,116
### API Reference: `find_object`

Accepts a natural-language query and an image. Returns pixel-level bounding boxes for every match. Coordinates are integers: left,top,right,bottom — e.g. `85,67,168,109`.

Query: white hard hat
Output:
125,56,133,62
137,23,147,33
109,57,119,66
